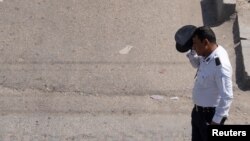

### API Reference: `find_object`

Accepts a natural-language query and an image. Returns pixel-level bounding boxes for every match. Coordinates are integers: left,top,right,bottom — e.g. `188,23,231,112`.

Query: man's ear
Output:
203,39,209,46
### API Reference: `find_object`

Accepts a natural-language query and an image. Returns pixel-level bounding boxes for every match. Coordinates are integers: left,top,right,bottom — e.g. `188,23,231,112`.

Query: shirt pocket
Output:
197,72,214,88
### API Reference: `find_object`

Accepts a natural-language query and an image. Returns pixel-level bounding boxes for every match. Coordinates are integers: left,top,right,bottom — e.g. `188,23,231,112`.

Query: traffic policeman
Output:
187,26,233,141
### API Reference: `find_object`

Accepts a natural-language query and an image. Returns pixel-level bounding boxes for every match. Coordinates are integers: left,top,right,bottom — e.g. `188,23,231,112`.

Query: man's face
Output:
192,35,206,56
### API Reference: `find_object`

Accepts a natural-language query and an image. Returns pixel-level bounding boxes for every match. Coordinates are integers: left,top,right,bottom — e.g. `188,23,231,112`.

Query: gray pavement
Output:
0,0,204,140
0,0,202,94
0,0,250,140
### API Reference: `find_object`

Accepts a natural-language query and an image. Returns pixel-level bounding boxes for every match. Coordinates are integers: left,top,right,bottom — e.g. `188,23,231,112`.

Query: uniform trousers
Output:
191,105,226,141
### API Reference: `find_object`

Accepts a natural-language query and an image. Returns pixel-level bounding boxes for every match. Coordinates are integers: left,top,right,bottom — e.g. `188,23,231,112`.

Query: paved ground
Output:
0,87,249,141
237,0,250,89
0,0,249,141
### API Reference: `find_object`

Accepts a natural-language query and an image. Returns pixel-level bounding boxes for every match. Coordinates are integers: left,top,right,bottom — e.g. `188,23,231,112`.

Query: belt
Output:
194,105,215,112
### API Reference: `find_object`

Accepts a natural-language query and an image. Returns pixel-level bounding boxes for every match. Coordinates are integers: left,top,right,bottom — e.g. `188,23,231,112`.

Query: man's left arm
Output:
212,64,233,124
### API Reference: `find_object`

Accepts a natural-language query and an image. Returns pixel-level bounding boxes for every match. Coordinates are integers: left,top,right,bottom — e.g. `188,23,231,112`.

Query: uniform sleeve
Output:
213,64,233,124
186,50,200,68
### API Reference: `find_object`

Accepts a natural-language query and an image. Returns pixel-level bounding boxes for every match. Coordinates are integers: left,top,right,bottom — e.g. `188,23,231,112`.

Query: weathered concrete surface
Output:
236,0,250,90
0,86,250,141
0,0,202,94
0,0,250,140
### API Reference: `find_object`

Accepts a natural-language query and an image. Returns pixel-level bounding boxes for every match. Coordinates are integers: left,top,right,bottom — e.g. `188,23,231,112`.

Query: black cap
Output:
175,25,197,53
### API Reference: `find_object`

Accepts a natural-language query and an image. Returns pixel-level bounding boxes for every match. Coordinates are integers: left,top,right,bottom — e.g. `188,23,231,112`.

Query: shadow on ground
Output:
200,0,250,91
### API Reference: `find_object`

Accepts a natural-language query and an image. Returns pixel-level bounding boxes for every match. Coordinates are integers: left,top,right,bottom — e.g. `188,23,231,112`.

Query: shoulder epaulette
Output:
215,57,221,66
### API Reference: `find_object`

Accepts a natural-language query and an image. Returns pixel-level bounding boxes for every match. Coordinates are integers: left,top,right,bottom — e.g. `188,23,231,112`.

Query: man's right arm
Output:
186,50,200,68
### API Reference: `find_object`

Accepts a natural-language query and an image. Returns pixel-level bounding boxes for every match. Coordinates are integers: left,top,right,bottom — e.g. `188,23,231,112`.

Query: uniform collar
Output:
202,45,221,64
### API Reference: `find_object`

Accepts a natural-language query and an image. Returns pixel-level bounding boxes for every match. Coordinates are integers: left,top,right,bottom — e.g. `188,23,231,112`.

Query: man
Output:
186,26,233,141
